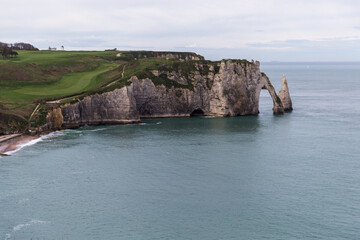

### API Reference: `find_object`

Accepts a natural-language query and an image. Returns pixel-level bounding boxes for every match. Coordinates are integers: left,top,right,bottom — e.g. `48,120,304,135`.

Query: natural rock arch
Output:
258,73,284,114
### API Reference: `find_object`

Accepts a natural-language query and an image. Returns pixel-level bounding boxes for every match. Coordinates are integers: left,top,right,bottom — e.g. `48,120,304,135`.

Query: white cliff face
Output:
60,87,139,128
130,77,195,118
45,60,291,130
209,66,228,115
130,60,274,117
278,74,293,111
209,60,263,116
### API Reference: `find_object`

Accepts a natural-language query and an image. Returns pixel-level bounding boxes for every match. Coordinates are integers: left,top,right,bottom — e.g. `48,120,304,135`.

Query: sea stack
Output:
278,74,293,111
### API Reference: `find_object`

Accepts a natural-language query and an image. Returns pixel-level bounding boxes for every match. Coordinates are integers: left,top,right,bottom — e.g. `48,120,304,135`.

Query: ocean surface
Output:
1,62,360,240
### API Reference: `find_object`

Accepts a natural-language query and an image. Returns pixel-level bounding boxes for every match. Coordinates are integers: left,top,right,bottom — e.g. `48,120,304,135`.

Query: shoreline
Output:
0,115,238,155
0,134,41,155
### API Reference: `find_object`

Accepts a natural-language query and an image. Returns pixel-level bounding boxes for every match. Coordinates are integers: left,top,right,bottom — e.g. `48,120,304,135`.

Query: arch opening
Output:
260,74,285,115
259,89,274,115
190,108,205,117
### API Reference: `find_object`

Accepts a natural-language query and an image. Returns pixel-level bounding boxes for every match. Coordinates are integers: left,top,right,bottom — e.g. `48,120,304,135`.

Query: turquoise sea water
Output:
1,62,360,240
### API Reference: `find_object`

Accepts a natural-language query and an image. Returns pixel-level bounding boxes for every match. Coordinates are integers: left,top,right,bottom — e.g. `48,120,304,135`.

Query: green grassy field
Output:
13,63,117,98
1,54,117,106
0,50,123,132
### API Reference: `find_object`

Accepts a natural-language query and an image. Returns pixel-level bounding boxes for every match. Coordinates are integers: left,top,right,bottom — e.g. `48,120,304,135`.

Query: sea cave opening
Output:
190,108,205,117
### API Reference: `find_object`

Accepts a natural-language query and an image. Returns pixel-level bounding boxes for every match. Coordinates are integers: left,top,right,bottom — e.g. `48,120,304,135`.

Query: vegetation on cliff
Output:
0,49,222,134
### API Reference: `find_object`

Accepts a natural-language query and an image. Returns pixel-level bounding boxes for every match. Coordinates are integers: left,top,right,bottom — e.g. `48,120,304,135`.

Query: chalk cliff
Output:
42,59,291,130
61,87,139,127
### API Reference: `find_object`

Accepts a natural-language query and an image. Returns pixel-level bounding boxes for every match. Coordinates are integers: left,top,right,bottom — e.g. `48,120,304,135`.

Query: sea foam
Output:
4,131,64,156
5,137,43,155
4,219,48,240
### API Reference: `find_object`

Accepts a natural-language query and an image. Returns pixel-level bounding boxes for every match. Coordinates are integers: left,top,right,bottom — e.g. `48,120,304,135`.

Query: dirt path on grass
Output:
29,103,40,121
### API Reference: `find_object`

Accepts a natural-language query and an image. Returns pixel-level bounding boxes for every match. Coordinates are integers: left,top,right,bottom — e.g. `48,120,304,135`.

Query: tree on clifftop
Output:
0,42,8,51
1,47,18,59
12,42,39,50
1,47,10,59
0,41,38,51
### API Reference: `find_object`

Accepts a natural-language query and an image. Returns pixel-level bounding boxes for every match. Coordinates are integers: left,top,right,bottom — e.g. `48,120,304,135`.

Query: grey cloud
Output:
1,0,360,61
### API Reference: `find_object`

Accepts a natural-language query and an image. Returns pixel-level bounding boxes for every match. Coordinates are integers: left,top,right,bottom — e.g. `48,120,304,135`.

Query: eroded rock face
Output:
278,74,293,111
40,108,63,132
46,60,290,129
60,87,139,128
129,60,275,117
130,77,199,118
210,60,270,116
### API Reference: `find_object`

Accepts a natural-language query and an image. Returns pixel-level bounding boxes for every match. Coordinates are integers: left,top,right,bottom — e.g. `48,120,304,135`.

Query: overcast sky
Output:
2,0,360,61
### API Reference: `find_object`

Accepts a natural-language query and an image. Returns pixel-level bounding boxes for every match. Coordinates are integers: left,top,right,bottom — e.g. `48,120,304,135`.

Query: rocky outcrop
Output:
47,108,63,130
43,59,291,130
278,74,293,111
37,108,63,132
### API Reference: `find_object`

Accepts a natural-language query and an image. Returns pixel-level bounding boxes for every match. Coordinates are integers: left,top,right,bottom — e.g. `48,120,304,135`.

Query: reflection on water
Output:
141,116,261,134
